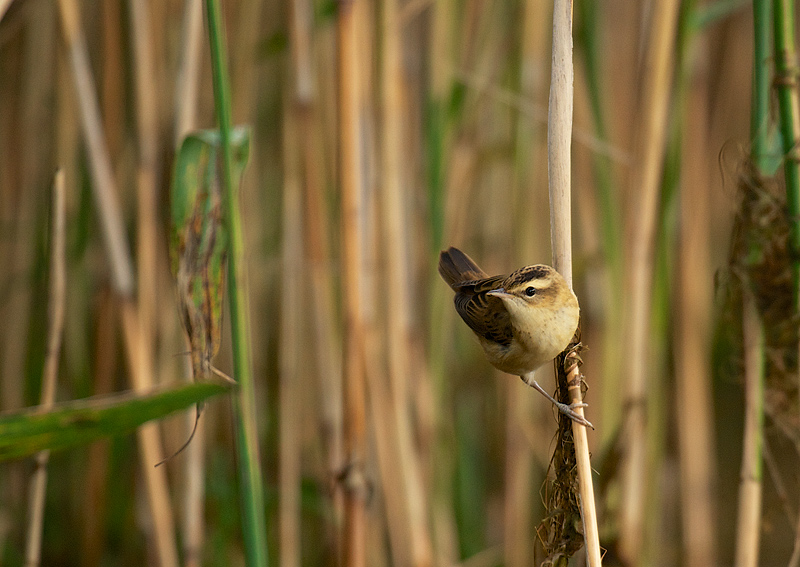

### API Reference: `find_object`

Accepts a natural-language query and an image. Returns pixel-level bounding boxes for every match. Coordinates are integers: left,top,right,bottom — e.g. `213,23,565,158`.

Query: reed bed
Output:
1,1,799,566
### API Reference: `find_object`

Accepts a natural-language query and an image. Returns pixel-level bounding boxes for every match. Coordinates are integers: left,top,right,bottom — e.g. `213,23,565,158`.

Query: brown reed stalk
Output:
57,2,178,565
337,0,368,564
505,4,551,562
279,86,304,567
547,1,601,565
83,287,117,564
24,170,66,567
129,0,160,393
288,0,345,549
736,288,764,567
174,0,203,145
380,0,433,564
618,0,680,562
675,34,717,567
173,2,206,564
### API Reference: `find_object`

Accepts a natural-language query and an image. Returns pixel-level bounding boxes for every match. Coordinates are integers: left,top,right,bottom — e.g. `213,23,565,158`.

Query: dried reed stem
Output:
57,0,134,297
381,0,433,564
547,2,601,565
174,0,203,145
280,87,304,567
24,170,66,567
289,0,345,545
618,0,680,561
58,3,178,564
173,2,206,564
337,0,368,564
735,288,764,567
675,35,717,566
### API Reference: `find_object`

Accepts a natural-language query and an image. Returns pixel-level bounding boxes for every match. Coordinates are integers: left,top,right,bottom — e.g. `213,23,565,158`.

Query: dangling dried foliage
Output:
729,159,799,428
537,330,587,565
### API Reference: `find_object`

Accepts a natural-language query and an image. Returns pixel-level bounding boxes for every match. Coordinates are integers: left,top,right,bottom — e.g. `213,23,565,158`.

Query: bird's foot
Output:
553,400,594,429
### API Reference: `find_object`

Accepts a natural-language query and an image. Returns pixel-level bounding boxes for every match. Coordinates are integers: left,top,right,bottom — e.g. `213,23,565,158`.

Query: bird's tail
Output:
438,247,487,289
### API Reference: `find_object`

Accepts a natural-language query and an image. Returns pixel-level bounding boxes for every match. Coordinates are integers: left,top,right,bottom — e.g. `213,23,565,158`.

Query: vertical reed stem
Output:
24,170,66,567
618,0,680,561
337,0,368,565
205,0,270,564
548,1,601,565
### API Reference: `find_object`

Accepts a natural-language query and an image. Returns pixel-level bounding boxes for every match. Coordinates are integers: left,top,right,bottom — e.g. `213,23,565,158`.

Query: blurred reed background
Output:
0,0,798,566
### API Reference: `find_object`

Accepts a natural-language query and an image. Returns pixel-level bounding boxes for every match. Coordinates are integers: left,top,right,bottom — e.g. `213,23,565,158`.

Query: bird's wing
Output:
453,275,513,347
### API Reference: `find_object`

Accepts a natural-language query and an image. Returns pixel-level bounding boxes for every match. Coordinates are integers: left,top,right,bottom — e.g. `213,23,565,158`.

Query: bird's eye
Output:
525,286,536,297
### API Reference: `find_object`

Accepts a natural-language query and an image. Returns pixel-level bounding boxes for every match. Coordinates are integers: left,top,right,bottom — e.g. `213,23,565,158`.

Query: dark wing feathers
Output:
454,290,513,346
438,247,513,346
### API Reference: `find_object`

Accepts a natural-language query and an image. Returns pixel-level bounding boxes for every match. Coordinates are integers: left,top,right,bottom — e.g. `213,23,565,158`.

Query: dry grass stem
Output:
381,0,433,563
57,0,134,297
280,88,304,567
337,0,368,564
735,288,764,567
675,36,717,567
174,0,203,144
618,0,681,562
24,170,66,567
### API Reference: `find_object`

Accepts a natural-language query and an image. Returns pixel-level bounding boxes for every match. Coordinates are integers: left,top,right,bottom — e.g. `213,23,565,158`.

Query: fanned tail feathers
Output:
438,247,487,289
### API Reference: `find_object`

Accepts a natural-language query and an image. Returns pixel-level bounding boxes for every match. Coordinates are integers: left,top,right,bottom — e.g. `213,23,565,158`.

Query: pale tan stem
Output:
338,0,368,564
734,289,764,567
547,1,602,565
618,0,681,562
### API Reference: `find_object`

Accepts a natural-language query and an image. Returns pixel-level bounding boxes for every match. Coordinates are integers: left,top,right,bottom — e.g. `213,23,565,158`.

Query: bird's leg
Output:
520,372,593,428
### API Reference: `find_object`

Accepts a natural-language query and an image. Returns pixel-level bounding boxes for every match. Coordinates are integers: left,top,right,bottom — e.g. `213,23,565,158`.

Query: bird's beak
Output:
487,288,513,300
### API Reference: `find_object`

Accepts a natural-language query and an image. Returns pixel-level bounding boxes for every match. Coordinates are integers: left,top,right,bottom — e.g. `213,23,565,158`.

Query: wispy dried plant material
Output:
618,0,681,562
24,170,66,567
337,0,368,564
546,0,601,565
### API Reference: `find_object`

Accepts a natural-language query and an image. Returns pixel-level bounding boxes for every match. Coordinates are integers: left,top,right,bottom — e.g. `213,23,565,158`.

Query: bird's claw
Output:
555,401,594,429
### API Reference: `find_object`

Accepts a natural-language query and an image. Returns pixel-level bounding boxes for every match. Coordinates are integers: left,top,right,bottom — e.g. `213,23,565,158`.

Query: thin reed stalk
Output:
733,3,770,565
380,0,433,564
280,87,304,567
547,2,601,565
173,2,206,564
204,1,269,565
288,0,345,549
675,22,717,566
24,170,66,567
735,289,764,567
128,0,160,346
504,3,549,565
57,2,179,565
174,0,204,145
337,0,368,564
618,0,680,562
772,1,800,562
773,0,800,300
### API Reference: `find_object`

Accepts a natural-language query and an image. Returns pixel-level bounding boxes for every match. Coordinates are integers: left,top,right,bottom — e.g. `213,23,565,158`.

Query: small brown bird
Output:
438,247,591,427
